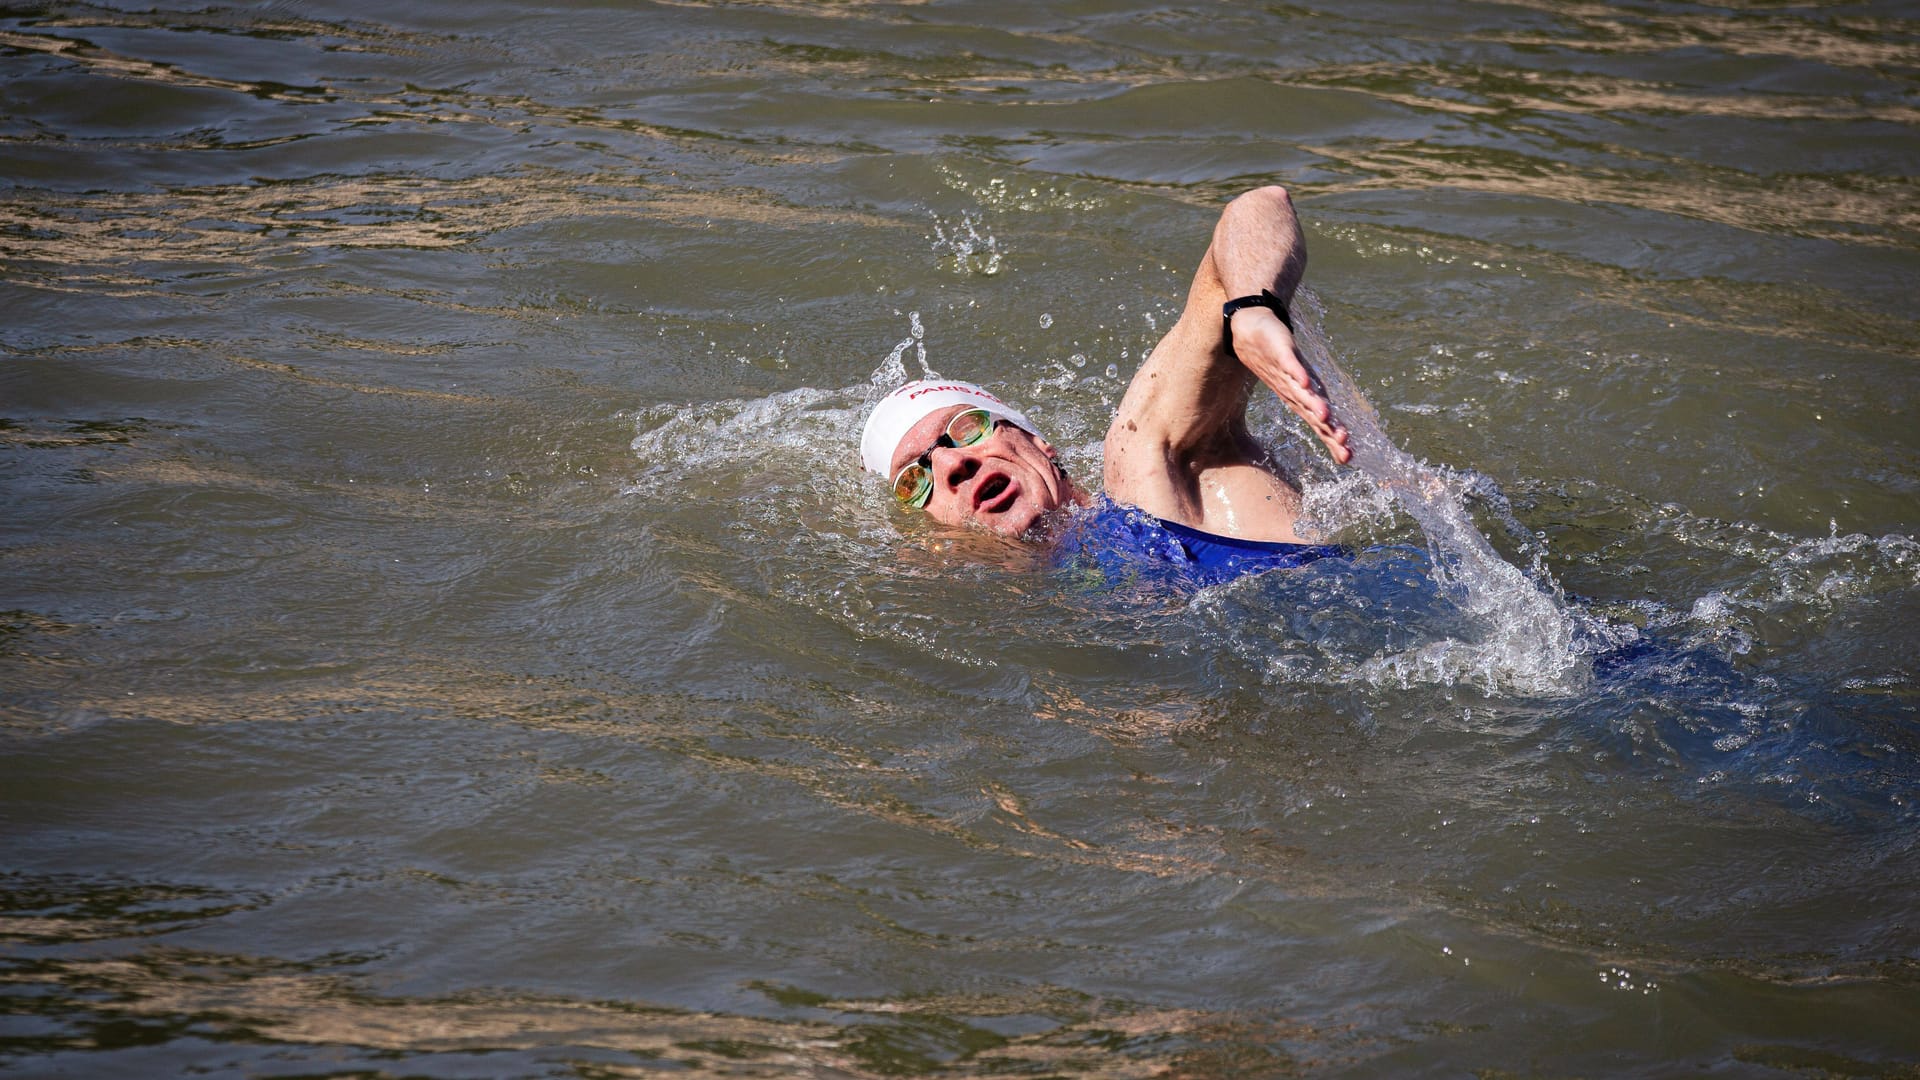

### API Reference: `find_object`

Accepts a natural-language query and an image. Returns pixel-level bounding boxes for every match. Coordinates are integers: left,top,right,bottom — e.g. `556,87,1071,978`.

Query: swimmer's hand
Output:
1229,308,1352,464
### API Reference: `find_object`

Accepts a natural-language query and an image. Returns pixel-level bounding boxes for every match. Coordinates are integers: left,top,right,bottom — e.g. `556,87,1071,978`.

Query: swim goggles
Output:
891,408,999,509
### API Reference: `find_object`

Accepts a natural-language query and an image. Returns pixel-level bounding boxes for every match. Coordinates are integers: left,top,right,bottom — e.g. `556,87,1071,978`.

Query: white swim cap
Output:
859,379,1038,476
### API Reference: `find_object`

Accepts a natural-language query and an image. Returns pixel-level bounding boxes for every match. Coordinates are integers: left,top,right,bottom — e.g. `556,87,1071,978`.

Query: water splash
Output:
930,211,1002,275
629,312,947,517
1652,514,1919,660
860,311,937,423
626,384,854,495
1288,289,1596,695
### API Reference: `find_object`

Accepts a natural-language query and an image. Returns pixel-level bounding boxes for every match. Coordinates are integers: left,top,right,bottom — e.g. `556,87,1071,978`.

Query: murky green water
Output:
4,1,1917,1076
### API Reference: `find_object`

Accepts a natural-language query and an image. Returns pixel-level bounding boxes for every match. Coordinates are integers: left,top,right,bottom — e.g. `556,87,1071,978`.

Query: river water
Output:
4,2,1917,1076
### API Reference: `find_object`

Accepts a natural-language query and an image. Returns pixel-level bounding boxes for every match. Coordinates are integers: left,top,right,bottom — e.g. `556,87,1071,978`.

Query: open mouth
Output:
974,474,1014,513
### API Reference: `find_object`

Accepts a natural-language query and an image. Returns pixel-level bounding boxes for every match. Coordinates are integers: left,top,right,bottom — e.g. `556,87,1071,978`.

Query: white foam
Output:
1287,289,1594,695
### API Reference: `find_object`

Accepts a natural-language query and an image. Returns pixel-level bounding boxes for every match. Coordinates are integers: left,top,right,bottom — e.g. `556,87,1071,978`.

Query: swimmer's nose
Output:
934,445,981,494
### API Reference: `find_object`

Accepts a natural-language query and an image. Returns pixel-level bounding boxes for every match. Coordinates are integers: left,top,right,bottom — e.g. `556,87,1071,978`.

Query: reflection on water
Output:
3,920,1362,1077
1487,0,1919,71
4,0,1918,1076
1307,138,1919,246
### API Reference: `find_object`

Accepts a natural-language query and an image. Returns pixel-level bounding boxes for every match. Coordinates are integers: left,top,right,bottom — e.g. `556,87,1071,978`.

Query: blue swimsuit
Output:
1059,496,1347,588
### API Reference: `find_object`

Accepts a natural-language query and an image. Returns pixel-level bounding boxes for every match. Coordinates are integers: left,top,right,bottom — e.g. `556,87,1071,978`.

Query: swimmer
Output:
860,186,1353,582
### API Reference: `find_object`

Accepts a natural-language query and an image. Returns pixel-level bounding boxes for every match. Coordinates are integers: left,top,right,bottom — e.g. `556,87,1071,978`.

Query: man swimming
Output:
859,186,1353,582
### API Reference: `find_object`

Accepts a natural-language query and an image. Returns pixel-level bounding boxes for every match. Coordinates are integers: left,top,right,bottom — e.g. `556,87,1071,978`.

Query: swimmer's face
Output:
888,404,1077,538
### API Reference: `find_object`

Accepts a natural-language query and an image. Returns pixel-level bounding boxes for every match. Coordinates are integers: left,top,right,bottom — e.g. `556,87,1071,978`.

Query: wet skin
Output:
888,404,1086,538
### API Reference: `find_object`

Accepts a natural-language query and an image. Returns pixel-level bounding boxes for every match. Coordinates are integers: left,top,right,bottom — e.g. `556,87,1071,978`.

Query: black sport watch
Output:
1222,288,1294,333
1221,289,1294,360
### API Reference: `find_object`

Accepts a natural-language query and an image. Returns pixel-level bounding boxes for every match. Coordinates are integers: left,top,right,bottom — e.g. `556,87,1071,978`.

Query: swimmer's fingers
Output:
1288,395,1350,464
1310,409,1352,464
1237,315,1351,464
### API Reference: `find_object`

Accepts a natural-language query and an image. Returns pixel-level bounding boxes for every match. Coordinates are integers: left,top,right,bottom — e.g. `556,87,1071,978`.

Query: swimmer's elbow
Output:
1229,185,1294,215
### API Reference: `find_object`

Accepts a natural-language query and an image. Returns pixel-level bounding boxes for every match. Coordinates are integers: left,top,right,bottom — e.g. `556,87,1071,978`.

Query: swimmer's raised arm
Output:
1102,186,1350,541
1106,188,1349,478
1208,189,1351,466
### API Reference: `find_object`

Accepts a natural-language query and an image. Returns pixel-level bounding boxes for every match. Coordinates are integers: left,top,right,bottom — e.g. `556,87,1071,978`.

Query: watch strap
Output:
1222,288,1294,332
1222,289,1294,359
